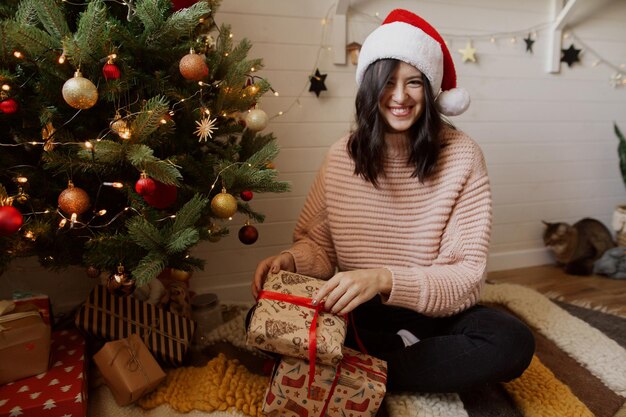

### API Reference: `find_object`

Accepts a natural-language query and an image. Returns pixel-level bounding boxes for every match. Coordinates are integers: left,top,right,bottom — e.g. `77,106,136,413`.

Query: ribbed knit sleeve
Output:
282,157,337,280
384,145,492,316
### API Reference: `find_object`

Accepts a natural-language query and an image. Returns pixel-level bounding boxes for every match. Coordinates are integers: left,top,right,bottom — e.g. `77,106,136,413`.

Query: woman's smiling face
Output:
378,61,426,133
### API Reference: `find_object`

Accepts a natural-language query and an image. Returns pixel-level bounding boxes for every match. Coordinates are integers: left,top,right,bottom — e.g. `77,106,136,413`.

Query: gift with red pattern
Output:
246,270,348,367
263,347,387,417
0,329,87,417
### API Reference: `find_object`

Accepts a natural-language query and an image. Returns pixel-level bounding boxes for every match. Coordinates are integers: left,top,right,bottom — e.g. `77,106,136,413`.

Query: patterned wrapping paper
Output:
263,347,388,417
0,329,87,417
75,285,195,366
246,271,347,366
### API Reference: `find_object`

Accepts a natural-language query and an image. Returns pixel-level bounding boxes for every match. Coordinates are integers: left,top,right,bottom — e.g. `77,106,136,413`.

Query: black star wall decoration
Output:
309,68,327,97
561,44,581,67
524,34,535,53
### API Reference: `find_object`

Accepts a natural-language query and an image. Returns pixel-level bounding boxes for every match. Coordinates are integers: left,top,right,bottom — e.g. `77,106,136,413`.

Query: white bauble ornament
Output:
244,109,268,132
62,70,98,110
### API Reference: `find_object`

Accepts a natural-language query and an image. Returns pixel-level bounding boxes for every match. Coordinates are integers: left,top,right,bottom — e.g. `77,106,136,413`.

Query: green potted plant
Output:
613,123,626,245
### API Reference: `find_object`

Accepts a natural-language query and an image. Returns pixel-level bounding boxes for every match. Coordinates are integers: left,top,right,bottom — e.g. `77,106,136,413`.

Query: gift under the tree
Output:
263,347,388,417
0,328,87,417
0,310,51,384
75,285,195,366
11,293,53,325
93,333,166,406
246,270,347,367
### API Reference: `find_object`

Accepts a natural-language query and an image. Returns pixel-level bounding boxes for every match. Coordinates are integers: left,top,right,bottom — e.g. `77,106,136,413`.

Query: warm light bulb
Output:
229,33,233,38
160,118,167,124
58,54,66,64
13,51,23,58
278,111,284,116
16,176,28,184
85,141,93,149
1,84,10,91
104,182,124,188
98,209,107,216
71,213,77,222
250,67,256,72
321,18,327,25
490,37,496,43
273,91,279,96
119,129,131,140
59,218,67,228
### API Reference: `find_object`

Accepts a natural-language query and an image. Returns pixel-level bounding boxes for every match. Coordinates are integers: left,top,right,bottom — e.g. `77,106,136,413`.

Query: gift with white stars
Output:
0,328,87,417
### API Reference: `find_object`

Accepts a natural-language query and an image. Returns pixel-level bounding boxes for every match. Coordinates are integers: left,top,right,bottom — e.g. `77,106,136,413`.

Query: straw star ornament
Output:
195,116,217,141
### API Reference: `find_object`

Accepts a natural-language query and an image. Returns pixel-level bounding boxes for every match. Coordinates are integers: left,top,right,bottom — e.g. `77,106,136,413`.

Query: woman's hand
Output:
251,252,296,298
312,268,392,315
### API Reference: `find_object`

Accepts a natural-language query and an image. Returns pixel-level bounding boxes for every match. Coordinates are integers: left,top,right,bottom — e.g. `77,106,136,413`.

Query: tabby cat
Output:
542,218,616,275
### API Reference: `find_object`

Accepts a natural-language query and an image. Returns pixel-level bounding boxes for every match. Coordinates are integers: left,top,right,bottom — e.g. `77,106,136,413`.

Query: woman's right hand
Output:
251,252,296,299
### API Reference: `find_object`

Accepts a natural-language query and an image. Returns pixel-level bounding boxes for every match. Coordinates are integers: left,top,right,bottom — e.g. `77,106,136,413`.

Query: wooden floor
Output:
487,264,626,316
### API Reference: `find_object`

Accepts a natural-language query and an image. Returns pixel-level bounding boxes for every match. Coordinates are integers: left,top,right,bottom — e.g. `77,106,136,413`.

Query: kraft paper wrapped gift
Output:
246,271,347,366
93,333,166,406
263,347,388,417
0,328,87,417
75,285,195,366
0,310,51,384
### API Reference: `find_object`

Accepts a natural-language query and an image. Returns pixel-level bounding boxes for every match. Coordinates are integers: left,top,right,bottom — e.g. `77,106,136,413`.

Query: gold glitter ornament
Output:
245,109,269,132
179,50,209,81
58,180,91,215
110,111,128,134
62,70,98,109
210,188,237,218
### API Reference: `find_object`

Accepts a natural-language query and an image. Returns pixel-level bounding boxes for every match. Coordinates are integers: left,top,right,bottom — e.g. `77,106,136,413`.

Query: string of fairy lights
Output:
260,3,625,122
0,6,280,245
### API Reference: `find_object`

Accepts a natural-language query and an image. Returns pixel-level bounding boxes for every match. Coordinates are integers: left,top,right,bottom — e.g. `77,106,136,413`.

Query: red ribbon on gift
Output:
319,353,387,417
257,290,326,397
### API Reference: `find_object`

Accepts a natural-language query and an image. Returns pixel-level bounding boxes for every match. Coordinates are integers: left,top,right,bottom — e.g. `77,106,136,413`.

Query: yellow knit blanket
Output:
138,353,269,417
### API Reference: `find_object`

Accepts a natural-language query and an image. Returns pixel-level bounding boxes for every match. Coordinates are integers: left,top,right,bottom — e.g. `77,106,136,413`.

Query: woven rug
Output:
88,283,626,417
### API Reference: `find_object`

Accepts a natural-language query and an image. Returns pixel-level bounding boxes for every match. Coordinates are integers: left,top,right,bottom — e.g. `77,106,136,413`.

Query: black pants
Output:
347,296,535,393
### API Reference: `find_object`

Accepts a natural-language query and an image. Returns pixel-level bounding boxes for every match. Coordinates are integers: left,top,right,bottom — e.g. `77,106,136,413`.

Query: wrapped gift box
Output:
94,333,166,406
246,271,347,366
12,293,53,326
75,285,195,366
0,311,51,384
263,347,387,417
0,329,87,417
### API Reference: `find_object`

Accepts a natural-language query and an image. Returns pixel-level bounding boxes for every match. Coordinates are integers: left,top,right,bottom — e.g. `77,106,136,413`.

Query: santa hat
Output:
356,9,470,116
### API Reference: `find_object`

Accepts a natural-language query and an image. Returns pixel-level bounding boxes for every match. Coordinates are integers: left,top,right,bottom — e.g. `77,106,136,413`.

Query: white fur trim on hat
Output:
436,87,470,116
356,21,443,93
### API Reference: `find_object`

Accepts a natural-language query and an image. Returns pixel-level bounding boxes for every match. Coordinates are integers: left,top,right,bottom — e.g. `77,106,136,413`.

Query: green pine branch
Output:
14,0,37,26
126,215,163,252
127,144,182,185
135,0,169,40
6,20,59,55
146,2,210,47
33,0,70,40
172,193,209,232
166,228,199,253
66,0,108,67
133,251,166,285
130,96,170,142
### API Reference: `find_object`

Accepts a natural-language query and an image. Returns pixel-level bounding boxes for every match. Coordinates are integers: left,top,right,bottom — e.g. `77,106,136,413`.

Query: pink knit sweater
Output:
284,127,492,317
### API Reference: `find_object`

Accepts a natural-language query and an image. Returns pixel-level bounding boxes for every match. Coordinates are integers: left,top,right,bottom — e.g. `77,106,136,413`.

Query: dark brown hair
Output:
347,59,446,187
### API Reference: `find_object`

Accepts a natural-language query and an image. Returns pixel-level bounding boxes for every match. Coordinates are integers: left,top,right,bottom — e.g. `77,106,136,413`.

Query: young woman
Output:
252,9,534,393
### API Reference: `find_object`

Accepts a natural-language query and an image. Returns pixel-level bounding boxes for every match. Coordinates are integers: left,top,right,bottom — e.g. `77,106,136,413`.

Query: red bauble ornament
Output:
0,98,19,114
0,206,24,236
240,190,253,201
135,173,157,196
143,181,177,209
238,224,258,245
102,62,121,80
171,0,199,12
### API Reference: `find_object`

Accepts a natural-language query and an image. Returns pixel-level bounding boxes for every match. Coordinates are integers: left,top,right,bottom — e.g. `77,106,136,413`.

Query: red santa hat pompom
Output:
356,9,470,116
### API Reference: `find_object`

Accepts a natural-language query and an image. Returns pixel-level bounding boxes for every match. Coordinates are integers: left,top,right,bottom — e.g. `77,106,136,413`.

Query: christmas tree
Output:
0,0,289,286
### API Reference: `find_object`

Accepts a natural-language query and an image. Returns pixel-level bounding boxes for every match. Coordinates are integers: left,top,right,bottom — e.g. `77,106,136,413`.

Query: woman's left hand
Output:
312,268,392,315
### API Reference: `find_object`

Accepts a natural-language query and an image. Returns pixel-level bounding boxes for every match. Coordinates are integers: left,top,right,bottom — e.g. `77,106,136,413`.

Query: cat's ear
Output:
542,220,550,227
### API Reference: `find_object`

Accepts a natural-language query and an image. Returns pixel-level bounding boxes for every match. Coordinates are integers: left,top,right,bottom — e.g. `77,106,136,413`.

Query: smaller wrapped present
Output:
0,310,51,384
0,328,87,417
75,285,195,366
263,347,388,417
246,271,347,367
11,293,53,325
94,333,166,406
